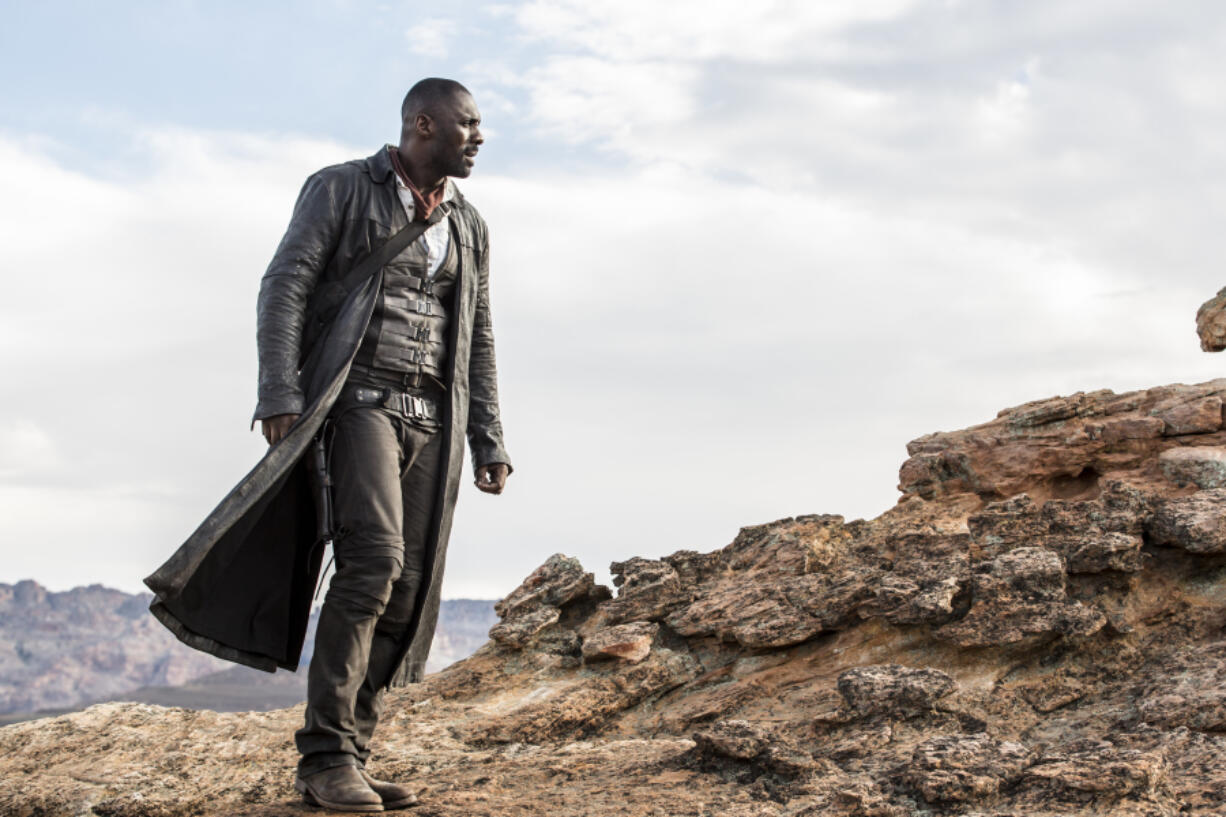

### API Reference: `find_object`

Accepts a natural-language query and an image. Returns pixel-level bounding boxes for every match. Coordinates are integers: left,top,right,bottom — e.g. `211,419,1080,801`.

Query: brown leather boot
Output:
295,765,384,812
359,769,419,809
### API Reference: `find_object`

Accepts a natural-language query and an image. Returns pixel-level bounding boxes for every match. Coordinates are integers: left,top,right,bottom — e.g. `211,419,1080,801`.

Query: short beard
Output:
445,157,473,179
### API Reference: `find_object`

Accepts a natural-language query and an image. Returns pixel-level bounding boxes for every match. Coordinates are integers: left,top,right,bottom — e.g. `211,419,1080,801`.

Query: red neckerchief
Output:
388,146,445,222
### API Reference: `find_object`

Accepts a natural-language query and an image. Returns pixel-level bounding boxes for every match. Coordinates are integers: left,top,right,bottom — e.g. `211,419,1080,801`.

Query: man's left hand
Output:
475,463,509,494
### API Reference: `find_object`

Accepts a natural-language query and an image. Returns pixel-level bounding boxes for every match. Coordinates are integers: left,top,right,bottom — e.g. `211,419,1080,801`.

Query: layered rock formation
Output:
8,380,1226,815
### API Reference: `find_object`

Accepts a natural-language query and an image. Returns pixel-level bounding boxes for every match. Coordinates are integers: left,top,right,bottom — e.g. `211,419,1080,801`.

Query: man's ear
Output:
414,112,433,139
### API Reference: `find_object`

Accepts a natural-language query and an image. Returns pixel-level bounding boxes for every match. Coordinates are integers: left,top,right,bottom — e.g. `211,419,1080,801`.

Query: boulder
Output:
582,622,658,664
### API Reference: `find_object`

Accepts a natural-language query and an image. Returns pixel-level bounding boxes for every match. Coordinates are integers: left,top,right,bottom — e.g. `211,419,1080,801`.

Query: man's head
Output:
398,78,482,183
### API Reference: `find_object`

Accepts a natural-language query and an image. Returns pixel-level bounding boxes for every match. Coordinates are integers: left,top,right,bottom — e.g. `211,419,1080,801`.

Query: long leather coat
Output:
144,147,511,686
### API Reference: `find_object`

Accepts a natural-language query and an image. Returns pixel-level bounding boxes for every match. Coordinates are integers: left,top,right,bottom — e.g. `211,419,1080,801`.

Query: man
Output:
144,78,512,812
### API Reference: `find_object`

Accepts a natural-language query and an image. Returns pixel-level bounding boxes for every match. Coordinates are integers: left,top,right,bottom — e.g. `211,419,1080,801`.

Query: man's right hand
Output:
261,413,301,446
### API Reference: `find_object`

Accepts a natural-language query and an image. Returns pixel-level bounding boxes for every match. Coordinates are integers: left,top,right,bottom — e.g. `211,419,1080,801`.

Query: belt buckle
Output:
400,392,426,419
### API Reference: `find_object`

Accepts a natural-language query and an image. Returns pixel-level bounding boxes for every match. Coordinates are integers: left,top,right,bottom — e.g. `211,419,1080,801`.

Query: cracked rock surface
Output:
9,379,1226,815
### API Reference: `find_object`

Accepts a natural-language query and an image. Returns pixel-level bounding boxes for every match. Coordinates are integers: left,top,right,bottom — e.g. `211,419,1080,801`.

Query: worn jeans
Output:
295,404,441,776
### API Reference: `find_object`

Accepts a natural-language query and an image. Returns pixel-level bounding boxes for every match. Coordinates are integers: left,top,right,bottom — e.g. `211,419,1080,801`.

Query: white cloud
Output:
514,0,921,62
405,17,456,58
0,421,61,481
486,0,1226,294
973,59,1037,148
518,56,699,151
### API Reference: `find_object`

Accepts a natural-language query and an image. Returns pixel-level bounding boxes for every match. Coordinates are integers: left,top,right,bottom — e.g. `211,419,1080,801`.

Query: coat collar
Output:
364,145,396,184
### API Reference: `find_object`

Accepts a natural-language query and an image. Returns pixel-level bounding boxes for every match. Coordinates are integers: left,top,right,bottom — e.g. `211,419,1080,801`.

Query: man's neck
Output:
393,146,444,192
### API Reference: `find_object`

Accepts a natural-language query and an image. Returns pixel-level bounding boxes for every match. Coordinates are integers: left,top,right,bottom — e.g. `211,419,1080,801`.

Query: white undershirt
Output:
393,175,456,279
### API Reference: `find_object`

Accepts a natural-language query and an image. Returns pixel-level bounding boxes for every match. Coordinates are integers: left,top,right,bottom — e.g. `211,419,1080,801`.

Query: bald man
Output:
255,78,512,811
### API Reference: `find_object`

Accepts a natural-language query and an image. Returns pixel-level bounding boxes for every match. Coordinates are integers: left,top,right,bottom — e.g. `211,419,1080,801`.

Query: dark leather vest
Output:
353,227,457,383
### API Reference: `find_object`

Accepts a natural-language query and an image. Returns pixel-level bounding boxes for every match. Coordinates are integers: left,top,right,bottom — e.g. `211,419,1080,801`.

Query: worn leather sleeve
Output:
466,222,513,473
253,173,342,421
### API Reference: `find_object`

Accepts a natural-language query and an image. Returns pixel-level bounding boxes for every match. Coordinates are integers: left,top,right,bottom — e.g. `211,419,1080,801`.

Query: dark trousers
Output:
295,405,441,776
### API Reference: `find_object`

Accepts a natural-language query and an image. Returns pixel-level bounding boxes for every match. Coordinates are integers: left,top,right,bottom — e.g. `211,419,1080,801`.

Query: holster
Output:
306,420,334,545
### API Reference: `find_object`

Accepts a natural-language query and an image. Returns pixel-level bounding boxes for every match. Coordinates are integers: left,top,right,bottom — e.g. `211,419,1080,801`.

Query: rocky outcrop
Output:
1197,287,1226,351
9,380,1226,814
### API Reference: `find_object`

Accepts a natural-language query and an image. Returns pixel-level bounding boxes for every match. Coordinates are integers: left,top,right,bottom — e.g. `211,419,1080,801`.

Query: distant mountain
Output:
423,598,503,672
110,599,500,714
0,580,226,716
0,580,497,721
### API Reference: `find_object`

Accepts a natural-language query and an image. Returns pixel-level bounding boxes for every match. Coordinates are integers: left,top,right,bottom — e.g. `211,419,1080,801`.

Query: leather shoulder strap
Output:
335,212,439,294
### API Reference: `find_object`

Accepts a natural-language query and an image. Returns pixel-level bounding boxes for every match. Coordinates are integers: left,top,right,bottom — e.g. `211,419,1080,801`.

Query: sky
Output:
2,0,1226,600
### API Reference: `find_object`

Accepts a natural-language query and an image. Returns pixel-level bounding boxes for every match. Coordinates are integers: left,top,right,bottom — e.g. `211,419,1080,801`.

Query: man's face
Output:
429,92,483,179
